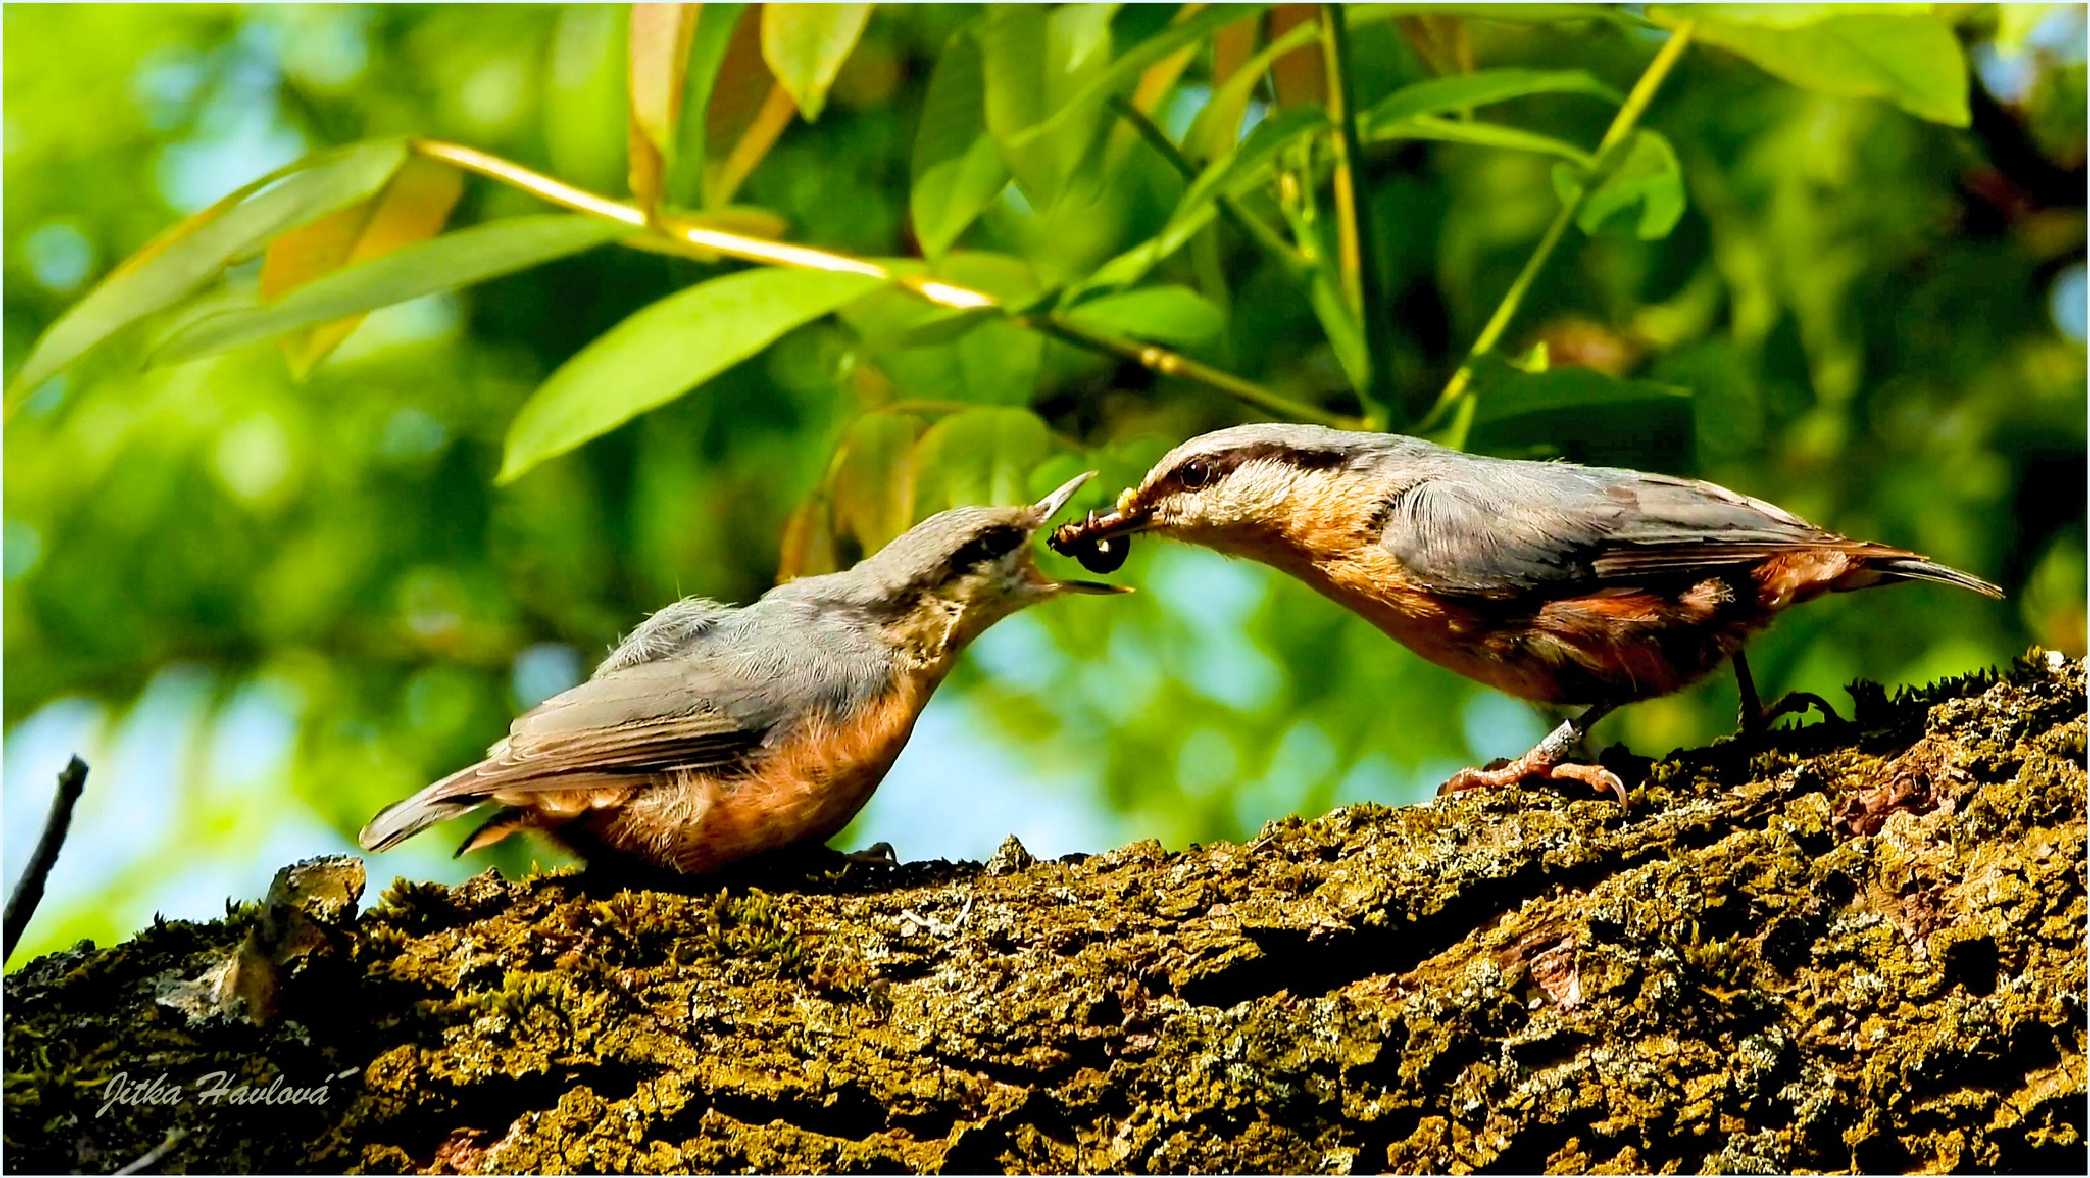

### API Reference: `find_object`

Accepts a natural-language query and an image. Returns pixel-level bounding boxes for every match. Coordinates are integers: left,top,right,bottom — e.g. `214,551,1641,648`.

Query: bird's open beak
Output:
1030,471,1133,595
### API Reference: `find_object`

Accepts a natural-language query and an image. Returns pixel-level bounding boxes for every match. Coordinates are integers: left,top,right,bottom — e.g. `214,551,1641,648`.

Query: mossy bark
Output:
6,654,2085,1174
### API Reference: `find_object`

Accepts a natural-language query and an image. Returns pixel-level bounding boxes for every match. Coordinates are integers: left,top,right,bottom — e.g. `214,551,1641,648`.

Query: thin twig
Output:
1421,22,1696,437
4,756,88,963
1319,3,1396,427
115,1127,185,1175
1106,95,1311,280
406,139,1345,425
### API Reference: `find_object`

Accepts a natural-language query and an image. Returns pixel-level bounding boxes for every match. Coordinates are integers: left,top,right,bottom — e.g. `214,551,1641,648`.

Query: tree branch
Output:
4,755,87,964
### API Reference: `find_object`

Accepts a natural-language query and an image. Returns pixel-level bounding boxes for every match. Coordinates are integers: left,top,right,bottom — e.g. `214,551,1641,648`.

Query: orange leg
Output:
1440,703,1627,806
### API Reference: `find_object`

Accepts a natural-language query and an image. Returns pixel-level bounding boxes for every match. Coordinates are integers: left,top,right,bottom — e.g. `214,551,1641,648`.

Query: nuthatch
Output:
360,472,1124,873
1051,424,2001,802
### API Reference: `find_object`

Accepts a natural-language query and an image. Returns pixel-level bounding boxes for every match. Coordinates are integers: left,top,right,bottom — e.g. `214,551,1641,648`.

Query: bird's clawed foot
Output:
1739,691,1841,738
1440,755,1628,807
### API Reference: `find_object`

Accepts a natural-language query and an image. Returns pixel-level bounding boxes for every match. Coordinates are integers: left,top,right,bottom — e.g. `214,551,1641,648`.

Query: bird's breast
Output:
579,677,930,874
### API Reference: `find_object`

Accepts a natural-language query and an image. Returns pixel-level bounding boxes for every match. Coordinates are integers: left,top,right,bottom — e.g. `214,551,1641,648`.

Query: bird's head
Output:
1049,424,1384,566
823,471,1127,663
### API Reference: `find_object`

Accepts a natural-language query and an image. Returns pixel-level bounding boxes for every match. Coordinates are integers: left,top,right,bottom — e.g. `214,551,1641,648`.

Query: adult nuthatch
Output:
1051,423,2001,802
361,472,1123,873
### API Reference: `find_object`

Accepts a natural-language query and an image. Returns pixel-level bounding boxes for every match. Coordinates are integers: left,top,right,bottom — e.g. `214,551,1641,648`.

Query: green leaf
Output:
908,407,1057,515
911,27,1009,258
1062,285,1224,349
1080,108,1327,294
1007,4,1271,153
669,4,747,206
1551,129,1685,239
1364,114,1594,167
156,216,628,364
1465,354,1694,463
843,255,1043,405
7,138,408,407
627,3,699,210
832,412,926,552
546,6,631,194
978,4,1117,205
1654,5,1970,126
1362,68,1621,128
1186,17,1321,160
760,3,871,122
499,268,884,482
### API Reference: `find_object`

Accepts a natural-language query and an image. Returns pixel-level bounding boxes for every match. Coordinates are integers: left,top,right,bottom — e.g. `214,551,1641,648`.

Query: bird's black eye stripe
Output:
951,526,1026,569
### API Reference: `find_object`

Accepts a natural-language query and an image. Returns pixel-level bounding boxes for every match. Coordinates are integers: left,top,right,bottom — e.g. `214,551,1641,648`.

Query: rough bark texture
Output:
6,653,2085,1175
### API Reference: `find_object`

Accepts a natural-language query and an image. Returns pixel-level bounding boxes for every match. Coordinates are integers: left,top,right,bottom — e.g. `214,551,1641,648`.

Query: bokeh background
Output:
5,4,2083,964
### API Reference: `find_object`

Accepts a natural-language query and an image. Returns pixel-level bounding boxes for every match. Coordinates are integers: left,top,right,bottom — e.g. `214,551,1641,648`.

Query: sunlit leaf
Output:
628,3,700,210
760,3,871,121
547,6,631,193
843,255,1042,404
1552,129,1685,239
7,138,407,408
1362,68,1621,126
156,216,628,364
908,407,1057,515
1007,4,1271,153
259,157,464,375
978,4,1117,205
832,412,925,552
499,268,884,482
1654,5,1970,126
911,27,1009,258
1062,285,1224,349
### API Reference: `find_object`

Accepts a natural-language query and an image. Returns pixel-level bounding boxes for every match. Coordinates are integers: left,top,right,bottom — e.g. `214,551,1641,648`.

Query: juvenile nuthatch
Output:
1051,424,2001,802
360,472,1123,873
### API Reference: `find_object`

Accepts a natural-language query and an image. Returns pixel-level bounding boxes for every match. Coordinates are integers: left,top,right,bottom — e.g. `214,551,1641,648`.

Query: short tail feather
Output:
1872,555,2003,600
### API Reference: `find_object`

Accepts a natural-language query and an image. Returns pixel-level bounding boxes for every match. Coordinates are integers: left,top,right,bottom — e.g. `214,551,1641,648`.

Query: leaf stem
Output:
406,139,1350,425
1420,21,1695,435
1319,3,1395,427
1106,95,1310,281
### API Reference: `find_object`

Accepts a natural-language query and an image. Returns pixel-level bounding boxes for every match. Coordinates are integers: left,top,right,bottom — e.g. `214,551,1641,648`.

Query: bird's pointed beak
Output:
1029,470,1096,525
1027,470,1132,596
1046,482,1154,556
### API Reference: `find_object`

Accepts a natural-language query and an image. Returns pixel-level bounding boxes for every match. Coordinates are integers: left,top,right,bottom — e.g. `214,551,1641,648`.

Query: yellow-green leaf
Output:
911,27,1009,258
908,407,1056,516
7,138,407,409
760,3,871,122
1655,5,1970,126
832,412,926,552
499,268,884,483
259,156,464,375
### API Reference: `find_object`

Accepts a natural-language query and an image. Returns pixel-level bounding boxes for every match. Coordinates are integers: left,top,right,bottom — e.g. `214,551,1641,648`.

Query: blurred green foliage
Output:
4,4,2082,963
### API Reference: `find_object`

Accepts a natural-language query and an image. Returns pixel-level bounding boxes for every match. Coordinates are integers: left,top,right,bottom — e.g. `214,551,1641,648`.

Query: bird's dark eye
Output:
1176,459,1213,489
951,526,1024,570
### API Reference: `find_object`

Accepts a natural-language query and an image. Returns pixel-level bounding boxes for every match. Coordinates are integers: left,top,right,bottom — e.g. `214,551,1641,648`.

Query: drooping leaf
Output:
156,216,629,364
1551,129,1685,239
499,268,884,482
1654,5,1970,126
628,3,700,210
831,412,926,552
670,4,748,205
843,254,1043,405
760,3,871,121
911,27,1009,258
776,492,838,580
7,138,408,408
908,407,1057,515
1362,68,1621,126
258,156,464,375
1061,285,1225,349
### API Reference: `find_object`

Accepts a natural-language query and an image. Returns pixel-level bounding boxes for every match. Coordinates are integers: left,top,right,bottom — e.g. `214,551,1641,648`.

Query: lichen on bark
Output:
5,653,2085,1174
